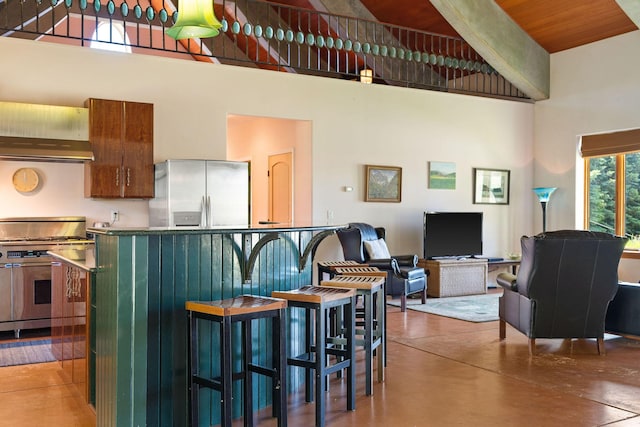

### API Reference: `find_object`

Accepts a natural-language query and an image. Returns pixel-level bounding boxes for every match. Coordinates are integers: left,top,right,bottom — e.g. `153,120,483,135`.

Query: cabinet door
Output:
85,98,124,198
122,101,154,198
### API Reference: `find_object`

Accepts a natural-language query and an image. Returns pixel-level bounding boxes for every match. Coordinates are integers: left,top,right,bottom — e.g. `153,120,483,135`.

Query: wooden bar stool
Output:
334,266,388,369
272,285,356,427
321,274,385,396
316,260,366,285
185,295,288,427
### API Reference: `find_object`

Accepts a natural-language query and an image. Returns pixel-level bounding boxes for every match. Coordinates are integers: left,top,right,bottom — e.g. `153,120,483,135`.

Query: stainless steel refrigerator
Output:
149,160,250,227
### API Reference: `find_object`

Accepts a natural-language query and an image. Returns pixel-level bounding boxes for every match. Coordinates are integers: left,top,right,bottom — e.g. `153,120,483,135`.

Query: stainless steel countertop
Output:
48,245,96,272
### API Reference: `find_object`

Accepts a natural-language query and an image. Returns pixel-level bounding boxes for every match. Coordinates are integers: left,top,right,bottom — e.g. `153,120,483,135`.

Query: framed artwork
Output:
428,161,456,189
473,168,510,204
365,164,402,202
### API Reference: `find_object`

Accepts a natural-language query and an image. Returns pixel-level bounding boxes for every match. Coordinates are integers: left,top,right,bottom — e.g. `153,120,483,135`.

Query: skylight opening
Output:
90,20,131,53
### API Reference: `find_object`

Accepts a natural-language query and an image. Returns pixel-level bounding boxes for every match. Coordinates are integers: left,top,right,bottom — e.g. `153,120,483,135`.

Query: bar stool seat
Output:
317,260,366,285
332,266,382,277
186,295,288,427
272,285,356,427
321,274,385,396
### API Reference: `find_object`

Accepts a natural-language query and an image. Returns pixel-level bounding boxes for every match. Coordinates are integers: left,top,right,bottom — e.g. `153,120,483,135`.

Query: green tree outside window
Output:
587,152,640,249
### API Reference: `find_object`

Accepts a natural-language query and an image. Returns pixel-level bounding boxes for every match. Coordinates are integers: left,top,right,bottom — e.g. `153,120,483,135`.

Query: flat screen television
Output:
423,211,483,259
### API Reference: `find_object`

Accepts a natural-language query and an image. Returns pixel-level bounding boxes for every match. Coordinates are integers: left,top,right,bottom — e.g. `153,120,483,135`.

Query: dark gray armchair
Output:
496,230,627,355
336,223,427,311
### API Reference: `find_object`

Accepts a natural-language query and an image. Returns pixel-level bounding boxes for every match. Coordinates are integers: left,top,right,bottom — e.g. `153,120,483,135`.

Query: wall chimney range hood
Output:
0,101,93,162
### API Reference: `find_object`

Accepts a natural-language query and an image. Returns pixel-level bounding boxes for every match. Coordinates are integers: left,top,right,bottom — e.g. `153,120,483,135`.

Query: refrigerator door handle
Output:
201,196,206,228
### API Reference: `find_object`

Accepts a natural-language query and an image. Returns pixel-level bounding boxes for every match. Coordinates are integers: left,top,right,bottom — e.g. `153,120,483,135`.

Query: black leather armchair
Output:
336,223,427,311
496,230,627,355
605,282,640,337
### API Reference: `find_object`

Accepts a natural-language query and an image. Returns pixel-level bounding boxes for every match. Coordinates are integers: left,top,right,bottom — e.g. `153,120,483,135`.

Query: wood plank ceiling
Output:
273,0,638,54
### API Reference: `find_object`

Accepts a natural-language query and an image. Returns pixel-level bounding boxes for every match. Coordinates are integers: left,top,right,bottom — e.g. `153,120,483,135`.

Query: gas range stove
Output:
0,237,93,260
0,217,94,337
0,217,93,260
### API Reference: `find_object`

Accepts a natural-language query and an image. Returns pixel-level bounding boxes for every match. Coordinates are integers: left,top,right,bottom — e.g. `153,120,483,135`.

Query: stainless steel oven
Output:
8,255,53,324
0,217,93,338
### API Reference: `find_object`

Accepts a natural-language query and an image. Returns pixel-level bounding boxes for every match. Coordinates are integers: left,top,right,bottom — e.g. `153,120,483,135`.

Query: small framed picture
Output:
473,168,510,205
365,164,402,202
428,161,456,189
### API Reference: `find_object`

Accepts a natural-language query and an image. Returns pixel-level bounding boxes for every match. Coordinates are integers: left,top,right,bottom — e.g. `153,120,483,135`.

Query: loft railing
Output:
0,0,530,101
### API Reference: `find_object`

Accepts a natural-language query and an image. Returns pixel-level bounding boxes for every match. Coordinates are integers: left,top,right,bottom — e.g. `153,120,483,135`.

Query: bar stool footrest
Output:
249,363,279,379
287,356,352,376
193,375,222,391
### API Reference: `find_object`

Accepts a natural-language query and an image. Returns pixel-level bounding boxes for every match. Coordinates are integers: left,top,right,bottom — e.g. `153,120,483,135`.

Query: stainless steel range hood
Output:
0,101,93,162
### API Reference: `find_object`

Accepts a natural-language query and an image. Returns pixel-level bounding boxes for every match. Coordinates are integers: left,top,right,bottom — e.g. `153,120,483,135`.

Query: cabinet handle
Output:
115,168,119,187
126,168,131,187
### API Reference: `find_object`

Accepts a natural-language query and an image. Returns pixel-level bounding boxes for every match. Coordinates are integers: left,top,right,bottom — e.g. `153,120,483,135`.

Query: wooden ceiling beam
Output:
312,0,444,86
616,0,640,29
430,0,549,101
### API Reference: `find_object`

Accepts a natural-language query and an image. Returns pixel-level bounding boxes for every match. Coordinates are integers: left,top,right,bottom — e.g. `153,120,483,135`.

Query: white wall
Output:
0,160,149,226
535,30,640,281
0,36,534,257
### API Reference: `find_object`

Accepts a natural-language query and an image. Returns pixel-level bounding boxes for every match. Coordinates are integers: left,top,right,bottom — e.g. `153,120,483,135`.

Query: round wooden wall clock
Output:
12,167,40,193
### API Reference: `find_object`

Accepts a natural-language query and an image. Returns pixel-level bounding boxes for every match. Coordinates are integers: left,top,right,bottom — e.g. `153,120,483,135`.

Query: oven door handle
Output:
10,261,53,268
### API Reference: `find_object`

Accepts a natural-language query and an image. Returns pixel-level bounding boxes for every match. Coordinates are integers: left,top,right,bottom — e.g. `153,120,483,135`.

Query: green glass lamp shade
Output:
166,0,222,40
533,187,557,203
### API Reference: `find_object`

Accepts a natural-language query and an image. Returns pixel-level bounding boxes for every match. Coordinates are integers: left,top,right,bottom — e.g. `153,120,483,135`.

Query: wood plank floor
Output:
1,301,639,426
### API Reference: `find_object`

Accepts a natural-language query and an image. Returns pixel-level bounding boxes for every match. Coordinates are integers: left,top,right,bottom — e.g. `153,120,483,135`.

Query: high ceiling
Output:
272,0,638,54
1,0,636,101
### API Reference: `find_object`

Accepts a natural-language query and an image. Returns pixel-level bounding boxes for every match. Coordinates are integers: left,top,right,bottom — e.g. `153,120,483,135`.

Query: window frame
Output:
584,154,640,258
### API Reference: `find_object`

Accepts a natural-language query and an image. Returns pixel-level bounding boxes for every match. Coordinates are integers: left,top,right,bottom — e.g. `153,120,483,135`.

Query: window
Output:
90,20,131,53
582,129,640,250
587,155,616,234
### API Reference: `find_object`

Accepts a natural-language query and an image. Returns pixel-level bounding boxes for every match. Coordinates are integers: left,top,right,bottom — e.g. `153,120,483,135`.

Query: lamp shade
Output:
166,0,222,40
533,187,557,203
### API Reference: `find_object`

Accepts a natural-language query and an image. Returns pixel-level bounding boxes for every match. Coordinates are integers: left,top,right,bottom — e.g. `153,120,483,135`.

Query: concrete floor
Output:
1,300,639,426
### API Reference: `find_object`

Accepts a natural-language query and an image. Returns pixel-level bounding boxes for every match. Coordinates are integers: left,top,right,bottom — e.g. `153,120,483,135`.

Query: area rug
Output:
0,339,57,367
388,293,501,322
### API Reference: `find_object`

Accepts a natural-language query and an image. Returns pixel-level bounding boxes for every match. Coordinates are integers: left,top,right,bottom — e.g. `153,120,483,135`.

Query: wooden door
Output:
268,152,292,223
122,101,154,198
85,98,123,198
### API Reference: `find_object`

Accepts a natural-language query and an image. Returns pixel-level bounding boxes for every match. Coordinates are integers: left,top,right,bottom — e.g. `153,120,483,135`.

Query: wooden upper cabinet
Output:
84,98,154,199
122,101,154,198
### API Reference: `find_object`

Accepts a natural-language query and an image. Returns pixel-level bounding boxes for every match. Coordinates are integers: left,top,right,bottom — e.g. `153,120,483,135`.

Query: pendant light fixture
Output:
360,69,373,84
166,0,222,40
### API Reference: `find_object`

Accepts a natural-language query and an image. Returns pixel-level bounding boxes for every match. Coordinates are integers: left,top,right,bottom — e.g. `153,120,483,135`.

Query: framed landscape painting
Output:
428,161,456,189
365,165,402,202
473,168,510,204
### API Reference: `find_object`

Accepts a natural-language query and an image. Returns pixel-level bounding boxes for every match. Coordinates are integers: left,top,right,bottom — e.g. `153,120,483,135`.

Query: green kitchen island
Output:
89,223,342,427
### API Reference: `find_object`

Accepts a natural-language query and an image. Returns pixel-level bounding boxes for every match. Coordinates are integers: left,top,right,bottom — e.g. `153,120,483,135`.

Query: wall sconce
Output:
166,0,222,40
360,69,373,84
533,187,557,233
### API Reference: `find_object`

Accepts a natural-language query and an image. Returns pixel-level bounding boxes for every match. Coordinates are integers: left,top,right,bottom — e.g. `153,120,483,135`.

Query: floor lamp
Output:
533,187,557,232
